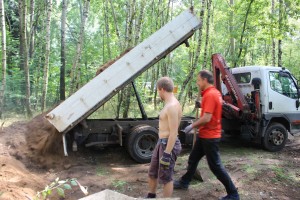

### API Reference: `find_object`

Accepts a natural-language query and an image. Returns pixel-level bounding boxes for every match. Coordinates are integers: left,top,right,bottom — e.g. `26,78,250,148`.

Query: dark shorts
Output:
148,138,182,184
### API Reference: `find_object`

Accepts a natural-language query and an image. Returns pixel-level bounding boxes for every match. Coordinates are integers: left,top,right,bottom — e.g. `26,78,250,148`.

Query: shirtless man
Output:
146,77,182,198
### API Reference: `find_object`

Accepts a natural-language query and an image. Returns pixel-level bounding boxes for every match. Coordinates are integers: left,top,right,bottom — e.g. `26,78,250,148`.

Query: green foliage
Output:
1,0,300,115
96,167,110,176
270,165,295,183
35,177,81,200
111,180,127,192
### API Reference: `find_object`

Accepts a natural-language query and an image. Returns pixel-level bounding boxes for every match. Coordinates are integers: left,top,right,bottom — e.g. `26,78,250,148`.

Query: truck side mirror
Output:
251,78,261,90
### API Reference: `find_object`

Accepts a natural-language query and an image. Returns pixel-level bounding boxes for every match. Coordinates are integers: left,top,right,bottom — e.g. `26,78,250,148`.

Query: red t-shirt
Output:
199,86,222,138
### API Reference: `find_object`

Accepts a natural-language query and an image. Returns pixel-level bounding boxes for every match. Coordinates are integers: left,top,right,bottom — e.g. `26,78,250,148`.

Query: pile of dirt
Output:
0,113,79,199
25,113,72,169
0,155,44,200
0,120,46,200
95,47,133,75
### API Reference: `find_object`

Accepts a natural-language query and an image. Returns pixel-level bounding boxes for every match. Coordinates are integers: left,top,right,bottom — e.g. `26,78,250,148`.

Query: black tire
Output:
126,125,158,163
263,123,288,152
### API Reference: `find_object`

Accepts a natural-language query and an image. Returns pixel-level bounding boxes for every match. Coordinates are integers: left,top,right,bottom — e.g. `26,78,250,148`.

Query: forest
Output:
0,0,300,119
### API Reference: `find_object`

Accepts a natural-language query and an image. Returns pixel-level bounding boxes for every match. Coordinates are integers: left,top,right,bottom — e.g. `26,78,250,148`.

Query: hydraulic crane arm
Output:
212,53,251,119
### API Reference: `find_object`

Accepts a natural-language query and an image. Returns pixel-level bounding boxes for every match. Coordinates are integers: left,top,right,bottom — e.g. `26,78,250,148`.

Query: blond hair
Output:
156,77,174,92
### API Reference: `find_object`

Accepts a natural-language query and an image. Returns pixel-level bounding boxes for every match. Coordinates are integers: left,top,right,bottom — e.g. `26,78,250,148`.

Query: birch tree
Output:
104,0,112,60
41,0,52,112
202,0,212,69
70,0,90,94
0,0,6,118
60,0,67,101
28,0,35,59
271,0,276,66
108,0,121,48
278,0,283,67
122,0,136,118
19,0,32,117
178,0,206,102
234,0,254,67
229,0,235,67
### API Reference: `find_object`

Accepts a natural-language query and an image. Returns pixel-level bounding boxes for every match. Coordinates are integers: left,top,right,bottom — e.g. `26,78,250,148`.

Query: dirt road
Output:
0,119,299,200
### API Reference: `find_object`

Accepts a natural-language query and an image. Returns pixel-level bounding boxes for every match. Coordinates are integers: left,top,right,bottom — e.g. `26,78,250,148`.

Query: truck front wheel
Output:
263,123,287,152
126,125,158,163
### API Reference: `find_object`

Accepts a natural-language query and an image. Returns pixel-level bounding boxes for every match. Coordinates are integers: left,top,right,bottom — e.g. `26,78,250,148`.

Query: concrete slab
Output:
79,189,180,200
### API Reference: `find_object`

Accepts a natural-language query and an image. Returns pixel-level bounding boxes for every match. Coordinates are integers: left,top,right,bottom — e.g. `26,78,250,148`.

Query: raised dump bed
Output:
46,8,201,133
45,8,201,162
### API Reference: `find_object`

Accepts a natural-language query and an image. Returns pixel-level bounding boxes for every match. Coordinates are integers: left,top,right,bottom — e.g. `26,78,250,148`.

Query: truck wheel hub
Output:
135,134,156,157
270,130,284,145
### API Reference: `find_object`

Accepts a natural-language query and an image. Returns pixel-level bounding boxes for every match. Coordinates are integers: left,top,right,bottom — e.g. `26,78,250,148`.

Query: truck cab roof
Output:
231,66,288,74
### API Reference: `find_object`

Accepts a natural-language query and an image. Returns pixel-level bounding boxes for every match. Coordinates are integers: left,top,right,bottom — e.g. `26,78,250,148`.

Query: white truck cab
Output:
231,66,300,145
213,53,299,151
223,66,300,151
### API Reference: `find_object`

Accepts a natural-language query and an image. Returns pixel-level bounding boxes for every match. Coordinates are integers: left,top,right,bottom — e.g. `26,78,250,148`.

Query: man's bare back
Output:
159,98,182,139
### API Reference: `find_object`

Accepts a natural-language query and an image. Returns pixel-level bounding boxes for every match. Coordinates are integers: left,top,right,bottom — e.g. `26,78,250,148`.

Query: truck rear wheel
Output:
126,125,158,163
263,123,287,152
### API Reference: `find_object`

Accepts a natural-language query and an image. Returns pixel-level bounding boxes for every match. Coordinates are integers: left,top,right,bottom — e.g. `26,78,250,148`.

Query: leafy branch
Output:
34,177,88,200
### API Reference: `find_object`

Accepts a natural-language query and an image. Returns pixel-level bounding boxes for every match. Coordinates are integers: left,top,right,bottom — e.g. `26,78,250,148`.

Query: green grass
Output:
271,166,293,183
96,167,110,176
243,164,258,174
111,180,127,192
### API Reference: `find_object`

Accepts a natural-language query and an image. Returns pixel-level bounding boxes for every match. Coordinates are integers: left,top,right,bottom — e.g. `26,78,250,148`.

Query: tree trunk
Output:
229,0,235,67
271,0,276,66
134,0,145,45
34,56,42,110
121,0,137,118
60,0,67,101
104,0,112,60
126,0,136,48
116,91,123,119
154,64,159,109
178,0,206,102
108,0,122,48
19,0,32,117
278,0,283,67
41,0,52,112
0,0,6,118
203,0,212,69
235,0,254,67
70,0,90,94
28,0,35,59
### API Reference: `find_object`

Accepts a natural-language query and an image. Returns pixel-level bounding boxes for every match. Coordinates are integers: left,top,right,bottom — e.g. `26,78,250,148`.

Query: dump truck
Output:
211,53,300,152
45,8,201,163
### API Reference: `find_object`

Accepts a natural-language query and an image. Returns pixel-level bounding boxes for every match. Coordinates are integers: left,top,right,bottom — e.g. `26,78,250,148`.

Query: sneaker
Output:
145,193,156,198
219,193,240,200
173,179,189,190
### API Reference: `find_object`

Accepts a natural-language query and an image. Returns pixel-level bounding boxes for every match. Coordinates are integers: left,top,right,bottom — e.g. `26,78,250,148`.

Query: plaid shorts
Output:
148,138,182,184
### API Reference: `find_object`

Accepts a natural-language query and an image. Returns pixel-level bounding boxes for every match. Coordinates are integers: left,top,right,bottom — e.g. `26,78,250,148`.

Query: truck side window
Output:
269,71,298,99
233,72,251,84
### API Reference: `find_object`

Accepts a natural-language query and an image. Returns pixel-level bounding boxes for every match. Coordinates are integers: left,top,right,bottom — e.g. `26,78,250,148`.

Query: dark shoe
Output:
173,179,189,190
219,193,240,200
145,193,156,198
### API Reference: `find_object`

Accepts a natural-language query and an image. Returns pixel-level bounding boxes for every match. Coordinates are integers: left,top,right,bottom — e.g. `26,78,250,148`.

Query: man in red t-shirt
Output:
174,70,240,200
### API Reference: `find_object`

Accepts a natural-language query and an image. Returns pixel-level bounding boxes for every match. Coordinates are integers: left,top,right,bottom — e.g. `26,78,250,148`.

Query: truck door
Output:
267,71,299,113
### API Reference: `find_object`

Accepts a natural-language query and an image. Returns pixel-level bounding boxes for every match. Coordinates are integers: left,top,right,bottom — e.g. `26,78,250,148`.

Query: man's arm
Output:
192,112,212,128
164,106,179,154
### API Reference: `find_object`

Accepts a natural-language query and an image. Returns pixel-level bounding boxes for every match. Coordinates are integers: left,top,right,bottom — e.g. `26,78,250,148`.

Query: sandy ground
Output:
0,114,299,200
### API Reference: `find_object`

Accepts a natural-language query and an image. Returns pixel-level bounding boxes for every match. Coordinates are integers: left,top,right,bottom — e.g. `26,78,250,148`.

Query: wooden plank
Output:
46,8,201,133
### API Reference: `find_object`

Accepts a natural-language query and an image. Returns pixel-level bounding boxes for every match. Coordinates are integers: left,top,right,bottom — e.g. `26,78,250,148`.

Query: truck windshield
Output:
269,71,298,99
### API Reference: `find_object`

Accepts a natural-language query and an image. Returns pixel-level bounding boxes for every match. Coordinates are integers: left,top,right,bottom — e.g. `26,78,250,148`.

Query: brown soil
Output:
0,117,299,200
